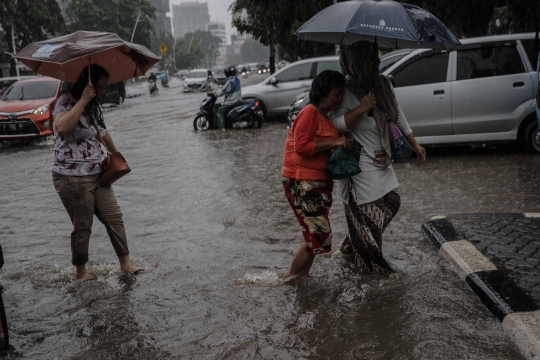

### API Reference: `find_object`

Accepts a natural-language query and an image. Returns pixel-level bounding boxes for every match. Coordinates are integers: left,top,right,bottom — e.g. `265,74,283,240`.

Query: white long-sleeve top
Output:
331,86,412,205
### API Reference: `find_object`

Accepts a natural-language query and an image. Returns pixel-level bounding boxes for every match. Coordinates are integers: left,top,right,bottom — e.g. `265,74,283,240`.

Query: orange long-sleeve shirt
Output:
282,104,340,181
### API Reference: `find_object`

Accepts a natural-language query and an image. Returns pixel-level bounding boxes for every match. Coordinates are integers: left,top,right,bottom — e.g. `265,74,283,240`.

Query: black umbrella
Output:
296,0,461,50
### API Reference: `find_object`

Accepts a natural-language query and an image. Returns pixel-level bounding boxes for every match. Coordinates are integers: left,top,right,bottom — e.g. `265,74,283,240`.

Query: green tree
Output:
230,0,336,71
173,30,221,70
240,38,268,63
65,0,156,48
0,0,65,53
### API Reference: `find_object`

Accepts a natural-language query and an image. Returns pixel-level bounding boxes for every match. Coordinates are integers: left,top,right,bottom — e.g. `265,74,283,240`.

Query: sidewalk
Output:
422,213,540,360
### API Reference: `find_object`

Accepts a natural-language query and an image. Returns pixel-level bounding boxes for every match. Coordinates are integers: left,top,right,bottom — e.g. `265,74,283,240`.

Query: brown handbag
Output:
93,123,131,186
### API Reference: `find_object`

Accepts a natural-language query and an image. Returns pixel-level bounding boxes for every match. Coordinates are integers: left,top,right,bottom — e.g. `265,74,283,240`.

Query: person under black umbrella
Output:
330,41,426,274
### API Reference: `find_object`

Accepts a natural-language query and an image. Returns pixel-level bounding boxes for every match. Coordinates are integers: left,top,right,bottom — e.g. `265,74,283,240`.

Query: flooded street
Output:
1,76,539,359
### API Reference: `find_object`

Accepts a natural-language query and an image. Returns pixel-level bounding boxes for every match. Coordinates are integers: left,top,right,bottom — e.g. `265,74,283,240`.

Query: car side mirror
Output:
270,77,278,86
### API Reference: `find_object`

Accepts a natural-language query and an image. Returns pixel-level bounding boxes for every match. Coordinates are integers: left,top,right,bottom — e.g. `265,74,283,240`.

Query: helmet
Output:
224,65,236,77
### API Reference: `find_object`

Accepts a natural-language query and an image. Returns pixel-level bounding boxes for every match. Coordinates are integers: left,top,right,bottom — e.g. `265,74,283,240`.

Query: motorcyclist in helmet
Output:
148,71,157,82
208,65,241,131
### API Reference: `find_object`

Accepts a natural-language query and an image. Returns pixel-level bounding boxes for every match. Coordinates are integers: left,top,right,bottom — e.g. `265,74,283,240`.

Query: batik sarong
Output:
341,180,400,273
283,177,333,255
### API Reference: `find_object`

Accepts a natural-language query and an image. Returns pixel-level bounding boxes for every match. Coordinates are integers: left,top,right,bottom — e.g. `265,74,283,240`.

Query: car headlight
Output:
33,103,50,115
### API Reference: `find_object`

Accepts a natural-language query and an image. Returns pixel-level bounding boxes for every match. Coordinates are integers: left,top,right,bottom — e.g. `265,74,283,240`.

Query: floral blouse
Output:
51,92,107,176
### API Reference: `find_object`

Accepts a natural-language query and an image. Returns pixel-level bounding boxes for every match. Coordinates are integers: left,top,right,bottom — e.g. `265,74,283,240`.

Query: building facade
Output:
207,22,226,57
172,2,210,39
150,0,172,36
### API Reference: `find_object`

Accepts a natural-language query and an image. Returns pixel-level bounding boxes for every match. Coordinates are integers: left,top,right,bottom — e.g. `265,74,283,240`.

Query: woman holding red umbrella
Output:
52,65,145,280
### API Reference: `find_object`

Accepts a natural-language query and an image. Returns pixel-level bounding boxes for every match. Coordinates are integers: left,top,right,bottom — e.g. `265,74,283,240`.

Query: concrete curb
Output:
422,214,540,360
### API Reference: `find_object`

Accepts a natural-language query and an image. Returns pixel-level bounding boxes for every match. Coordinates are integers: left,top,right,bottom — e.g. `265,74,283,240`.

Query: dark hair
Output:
309,70,345,105
70,64,110,127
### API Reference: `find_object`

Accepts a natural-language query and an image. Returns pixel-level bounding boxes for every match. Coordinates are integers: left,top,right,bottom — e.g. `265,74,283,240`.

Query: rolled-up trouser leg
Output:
93,184,129,258
52,172,97,266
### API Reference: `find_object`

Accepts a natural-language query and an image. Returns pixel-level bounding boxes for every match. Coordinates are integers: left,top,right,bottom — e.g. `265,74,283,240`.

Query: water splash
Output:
235,270,282,286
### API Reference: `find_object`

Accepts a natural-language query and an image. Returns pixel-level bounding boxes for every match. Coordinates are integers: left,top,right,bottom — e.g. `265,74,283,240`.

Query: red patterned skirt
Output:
282,177,333,255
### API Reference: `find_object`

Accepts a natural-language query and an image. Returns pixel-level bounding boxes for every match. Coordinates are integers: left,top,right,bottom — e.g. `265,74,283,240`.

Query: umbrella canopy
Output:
296,0,461,50
14,31,160,84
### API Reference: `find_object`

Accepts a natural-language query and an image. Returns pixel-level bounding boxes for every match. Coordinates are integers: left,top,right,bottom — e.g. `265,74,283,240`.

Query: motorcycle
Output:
193,94,265,131
160,78,169,88
148,79,158,95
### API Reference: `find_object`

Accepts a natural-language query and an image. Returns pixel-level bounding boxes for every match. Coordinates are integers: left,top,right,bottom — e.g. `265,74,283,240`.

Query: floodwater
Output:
0,76,539,359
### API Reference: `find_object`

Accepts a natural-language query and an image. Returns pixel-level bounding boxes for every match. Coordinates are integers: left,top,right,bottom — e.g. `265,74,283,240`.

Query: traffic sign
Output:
160,44,168,55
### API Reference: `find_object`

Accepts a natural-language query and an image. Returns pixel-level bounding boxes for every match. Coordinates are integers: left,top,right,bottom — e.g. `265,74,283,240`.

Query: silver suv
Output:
385,33,539,152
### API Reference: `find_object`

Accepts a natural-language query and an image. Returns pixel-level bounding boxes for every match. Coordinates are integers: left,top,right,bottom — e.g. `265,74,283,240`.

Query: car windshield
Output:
188,71,207,78
380,51,410,73
2,81,58,101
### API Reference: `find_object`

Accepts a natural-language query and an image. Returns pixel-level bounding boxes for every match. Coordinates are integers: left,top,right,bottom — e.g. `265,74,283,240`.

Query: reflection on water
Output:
0,86,536,359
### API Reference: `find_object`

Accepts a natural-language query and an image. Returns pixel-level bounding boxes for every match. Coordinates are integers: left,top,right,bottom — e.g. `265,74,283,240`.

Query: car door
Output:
389,51,452,137
266,62,314,114
451,41,534,135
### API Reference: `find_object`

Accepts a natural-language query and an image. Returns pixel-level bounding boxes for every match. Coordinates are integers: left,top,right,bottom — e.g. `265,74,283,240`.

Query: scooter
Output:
148,79,158,95
160,78,169,88
193,94,265,131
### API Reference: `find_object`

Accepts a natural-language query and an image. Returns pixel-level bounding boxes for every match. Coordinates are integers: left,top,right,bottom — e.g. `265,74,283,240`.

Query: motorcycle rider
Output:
148,72,157,93
160,71,169,87
208,65,241,131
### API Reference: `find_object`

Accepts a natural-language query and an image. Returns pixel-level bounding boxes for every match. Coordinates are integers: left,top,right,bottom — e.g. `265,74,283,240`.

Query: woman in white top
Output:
331,41,426,274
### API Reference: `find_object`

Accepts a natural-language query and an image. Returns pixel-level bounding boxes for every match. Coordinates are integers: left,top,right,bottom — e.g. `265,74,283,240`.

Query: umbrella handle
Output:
88,56,91,85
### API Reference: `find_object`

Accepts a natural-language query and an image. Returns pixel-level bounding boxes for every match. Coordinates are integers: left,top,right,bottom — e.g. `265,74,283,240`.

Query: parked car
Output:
101,81,126,105
241,56,342,118
176,69,189,80
0,76,68,140
285,50,412,125
183,69,211,92
285,33,540,152
0,76,40,95
211,66,227,85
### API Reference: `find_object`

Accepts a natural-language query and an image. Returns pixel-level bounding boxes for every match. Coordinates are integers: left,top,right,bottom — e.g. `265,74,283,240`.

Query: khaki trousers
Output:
52,171,129,266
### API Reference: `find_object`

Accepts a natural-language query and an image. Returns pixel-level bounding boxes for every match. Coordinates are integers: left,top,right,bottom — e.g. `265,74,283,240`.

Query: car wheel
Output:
524,120,540,153
193,114,209,131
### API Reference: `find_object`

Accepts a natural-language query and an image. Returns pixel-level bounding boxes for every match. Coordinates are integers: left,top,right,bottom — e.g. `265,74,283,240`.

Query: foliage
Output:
230,0,336,62
65,0,156,48
240,39,268,63
0,0,65,53
404,0,538,38
173,31,222,70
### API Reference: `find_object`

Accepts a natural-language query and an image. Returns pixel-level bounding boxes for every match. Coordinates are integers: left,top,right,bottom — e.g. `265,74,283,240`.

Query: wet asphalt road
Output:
0,75,539,359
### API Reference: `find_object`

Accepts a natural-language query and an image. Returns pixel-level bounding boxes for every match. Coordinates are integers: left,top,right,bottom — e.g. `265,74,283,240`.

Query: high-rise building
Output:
207,22,226,57
172,2,210,39
149,0,172,36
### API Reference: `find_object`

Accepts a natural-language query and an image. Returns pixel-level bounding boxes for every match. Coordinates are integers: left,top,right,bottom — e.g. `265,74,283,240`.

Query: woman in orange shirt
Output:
281,70,348,283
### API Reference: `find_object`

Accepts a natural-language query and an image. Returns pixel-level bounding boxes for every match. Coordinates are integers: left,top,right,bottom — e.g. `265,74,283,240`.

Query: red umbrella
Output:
14,31,160,84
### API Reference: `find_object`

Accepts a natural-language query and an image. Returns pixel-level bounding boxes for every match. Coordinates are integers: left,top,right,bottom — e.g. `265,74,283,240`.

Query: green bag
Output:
325,141,362,180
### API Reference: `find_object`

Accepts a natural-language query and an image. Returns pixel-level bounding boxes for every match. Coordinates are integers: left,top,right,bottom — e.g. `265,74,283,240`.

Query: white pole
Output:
131,11,141,43
11,23,19,79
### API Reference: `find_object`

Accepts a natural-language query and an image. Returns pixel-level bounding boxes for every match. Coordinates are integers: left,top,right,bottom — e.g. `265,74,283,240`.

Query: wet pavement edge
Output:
421,214,540,360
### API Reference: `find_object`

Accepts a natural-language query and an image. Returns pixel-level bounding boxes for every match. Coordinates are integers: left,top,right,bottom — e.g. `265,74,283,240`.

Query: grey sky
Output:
169,0,236,44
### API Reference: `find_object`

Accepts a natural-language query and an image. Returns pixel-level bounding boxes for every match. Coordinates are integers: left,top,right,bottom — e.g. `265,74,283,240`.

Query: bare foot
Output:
119,255,148,275
221,128,226,132
76,265,95,281
76,272,95,281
